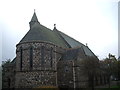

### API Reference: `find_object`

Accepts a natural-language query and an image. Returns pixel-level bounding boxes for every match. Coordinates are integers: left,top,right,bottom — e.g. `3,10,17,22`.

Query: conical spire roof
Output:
29,11,40,28
30,11,38,22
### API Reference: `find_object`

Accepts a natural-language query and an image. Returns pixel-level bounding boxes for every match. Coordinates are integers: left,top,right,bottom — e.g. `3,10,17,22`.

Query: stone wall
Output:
74,60,89,88
2,40,109,89
57,60,74,88
2,63,15,88
15,71,56,88
57,50,90,88
15,41,65,88
57,55,109,88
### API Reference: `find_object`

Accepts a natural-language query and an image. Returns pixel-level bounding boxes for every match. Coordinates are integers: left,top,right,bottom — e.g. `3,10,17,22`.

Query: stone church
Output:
2,12,108,89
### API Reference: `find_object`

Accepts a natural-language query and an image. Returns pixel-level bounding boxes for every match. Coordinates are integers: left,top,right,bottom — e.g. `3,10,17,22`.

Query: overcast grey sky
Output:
0,0,119,64
118,1,120,59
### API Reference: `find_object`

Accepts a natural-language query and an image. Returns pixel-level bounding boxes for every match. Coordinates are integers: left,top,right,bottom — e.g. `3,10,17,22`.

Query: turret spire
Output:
31,11,38,22
34,9,36,13
29,10,40,28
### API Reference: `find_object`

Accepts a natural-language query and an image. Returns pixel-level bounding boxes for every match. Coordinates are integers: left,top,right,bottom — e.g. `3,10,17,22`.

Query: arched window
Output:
41,46,44,66
50,47,53,67
30,46,33,70
8,78,11,88
20,47,23,71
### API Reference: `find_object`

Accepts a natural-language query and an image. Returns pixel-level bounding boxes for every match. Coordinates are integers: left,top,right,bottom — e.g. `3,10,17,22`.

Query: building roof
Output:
53,29,95,56
19,12,95,57
20,22,68,48
61,47,85,60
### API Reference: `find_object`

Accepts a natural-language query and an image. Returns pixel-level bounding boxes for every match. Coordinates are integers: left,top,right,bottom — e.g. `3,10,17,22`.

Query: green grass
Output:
94,85,120,90
111,85,120,88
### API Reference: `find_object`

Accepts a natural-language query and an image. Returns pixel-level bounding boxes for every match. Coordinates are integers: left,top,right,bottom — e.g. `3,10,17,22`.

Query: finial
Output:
34,9,36,13
86,43,88,46
54,24,57,29
54,24,56,28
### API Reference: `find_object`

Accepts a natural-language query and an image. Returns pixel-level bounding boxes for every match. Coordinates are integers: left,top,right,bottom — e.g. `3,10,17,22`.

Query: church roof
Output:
20,22,68,48
19,12,95,57
61,46,94,61
53,29,95,56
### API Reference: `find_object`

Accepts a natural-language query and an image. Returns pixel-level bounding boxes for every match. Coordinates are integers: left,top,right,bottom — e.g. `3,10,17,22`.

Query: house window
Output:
30,46,33,70
50,47,53,67
20,47,23,71
41,46,44,65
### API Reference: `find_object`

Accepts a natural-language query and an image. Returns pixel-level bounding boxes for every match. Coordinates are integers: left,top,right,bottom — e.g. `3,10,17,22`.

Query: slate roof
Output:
30,12,39,22
20,22,68,48
62,48,79,60
53,29,95,56
61,47,83,60
19,12,96,57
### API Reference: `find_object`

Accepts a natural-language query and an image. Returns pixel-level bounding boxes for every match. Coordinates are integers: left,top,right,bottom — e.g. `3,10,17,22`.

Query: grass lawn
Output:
94,85,120,90
111,85,120,88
